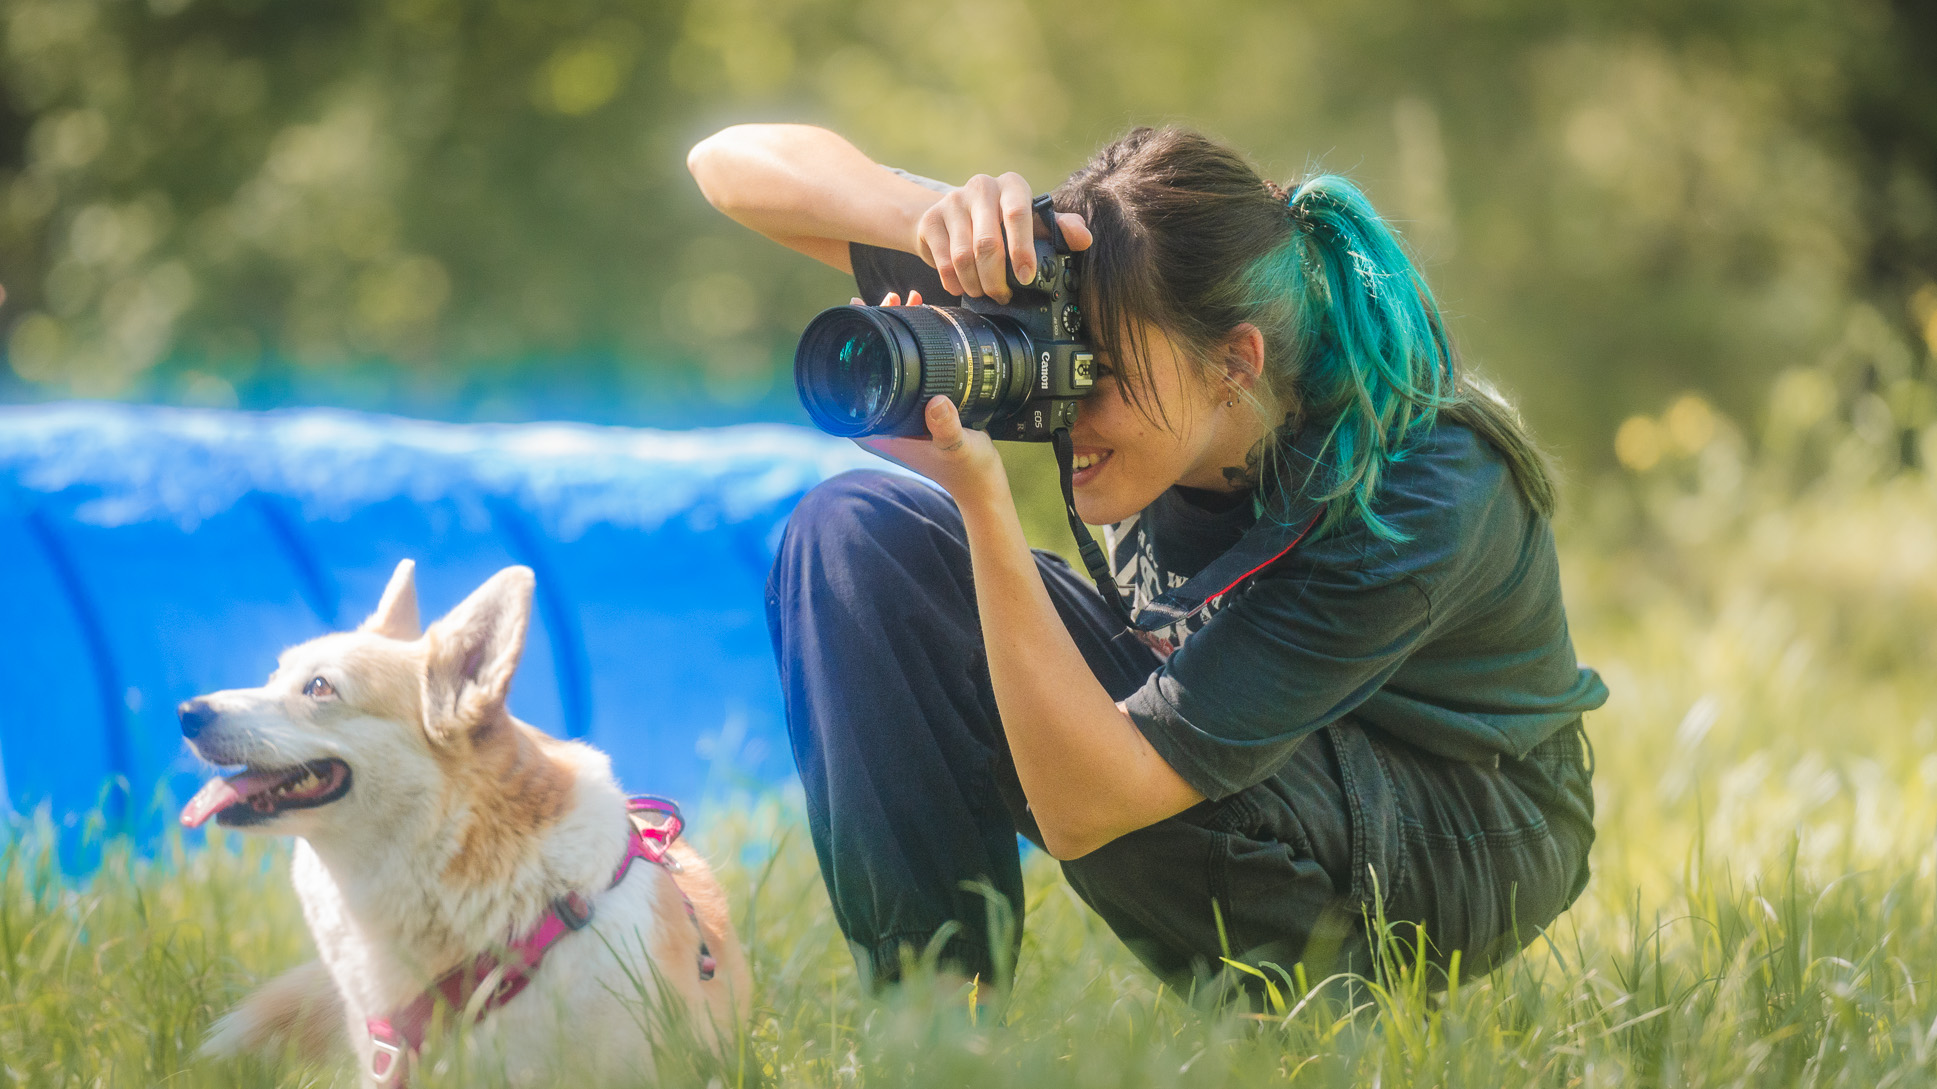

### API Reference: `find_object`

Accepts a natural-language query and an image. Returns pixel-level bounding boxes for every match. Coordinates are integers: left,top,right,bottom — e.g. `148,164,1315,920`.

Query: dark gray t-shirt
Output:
849,244,1608,801
1116,421,1607,799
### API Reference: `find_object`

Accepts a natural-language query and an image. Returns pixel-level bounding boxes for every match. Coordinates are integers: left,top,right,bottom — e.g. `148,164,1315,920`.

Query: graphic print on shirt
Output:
1105,513,1238,654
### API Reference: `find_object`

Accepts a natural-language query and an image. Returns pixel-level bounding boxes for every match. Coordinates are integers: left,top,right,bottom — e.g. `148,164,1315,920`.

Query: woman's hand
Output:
849,291,1009,505
914,173,1092,303
865,395,1007,506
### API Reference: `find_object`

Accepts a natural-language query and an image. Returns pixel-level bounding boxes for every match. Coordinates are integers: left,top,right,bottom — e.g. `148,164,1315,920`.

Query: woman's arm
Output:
693,132,1183,856
685,124,944,271
867,397,1205,861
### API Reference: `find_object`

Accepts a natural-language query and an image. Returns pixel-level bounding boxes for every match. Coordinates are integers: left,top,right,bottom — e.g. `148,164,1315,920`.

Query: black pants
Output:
766,470,1595,994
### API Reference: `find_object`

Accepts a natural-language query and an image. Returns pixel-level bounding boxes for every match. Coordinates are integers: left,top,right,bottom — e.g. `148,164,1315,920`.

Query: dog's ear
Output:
421,566,533,741
360,560,421,641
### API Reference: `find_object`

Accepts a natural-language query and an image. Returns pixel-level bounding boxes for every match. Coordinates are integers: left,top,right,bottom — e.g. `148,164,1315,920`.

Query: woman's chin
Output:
1071,457,1176,526
1072,486,1139,528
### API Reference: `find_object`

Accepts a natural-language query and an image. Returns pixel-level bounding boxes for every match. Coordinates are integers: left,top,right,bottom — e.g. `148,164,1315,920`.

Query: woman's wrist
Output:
952,470,1020,533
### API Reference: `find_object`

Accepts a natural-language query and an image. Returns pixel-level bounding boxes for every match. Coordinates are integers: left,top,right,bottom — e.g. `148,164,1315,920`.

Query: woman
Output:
688,123,1607,996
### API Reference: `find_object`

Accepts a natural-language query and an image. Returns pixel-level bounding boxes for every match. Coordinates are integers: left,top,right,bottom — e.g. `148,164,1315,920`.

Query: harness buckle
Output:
554,890,595,931
367,1021,406,1085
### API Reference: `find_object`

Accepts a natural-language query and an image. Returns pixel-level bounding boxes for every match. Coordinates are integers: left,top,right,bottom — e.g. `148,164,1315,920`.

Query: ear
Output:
421,566,533,741
1221,323,1267,393
359,560,421,640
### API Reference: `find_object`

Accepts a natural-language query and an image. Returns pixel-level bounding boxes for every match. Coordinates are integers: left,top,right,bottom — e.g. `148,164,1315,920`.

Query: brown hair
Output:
1053,126,1556,535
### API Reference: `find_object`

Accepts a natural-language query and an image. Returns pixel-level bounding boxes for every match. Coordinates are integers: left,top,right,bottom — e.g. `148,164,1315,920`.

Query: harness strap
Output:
628,796,718,982
366,795,716,1086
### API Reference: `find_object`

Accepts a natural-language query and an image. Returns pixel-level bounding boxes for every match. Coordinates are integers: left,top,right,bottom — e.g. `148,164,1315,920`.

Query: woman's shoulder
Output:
1290,418,1528,588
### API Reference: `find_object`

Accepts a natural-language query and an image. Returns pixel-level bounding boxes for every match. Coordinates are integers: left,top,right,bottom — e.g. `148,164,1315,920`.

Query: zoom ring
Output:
912,321,962,399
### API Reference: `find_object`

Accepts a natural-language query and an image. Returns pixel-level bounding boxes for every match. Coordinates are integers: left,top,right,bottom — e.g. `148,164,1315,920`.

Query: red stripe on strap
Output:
1200,512,1321,611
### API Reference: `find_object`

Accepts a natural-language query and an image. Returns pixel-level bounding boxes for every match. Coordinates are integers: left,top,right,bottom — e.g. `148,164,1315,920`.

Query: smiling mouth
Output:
1070,449,1112,485
180,759,353,829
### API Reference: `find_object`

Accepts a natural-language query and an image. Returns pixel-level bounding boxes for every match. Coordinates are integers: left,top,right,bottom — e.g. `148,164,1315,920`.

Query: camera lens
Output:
795,305,1033,437
804,317,898,432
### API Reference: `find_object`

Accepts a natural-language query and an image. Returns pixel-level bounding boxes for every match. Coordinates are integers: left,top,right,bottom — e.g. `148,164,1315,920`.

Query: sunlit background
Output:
0,0,1929,469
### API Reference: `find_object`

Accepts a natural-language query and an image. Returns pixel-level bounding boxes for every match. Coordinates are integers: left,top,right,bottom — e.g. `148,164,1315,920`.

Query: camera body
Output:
957,240,1095,441
792,200,1097,442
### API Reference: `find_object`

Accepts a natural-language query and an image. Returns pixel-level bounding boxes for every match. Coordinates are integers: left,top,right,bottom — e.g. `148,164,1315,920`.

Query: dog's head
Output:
177,560,536,837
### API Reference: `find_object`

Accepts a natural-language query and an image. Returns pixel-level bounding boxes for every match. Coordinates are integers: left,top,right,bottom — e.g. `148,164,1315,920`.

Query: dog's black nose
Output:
178,698,217,739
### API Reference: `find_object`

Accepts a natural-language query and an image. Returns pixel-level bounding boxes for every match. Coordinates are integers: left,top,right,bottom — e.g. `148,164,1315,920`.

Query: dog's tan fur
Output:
191,561,750,1084
439,717,578,887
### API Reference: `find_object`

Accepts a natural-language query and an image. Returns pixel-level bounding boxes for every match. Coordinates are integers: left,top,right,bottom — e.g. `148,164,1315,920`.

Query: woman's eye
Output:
304,676,336,699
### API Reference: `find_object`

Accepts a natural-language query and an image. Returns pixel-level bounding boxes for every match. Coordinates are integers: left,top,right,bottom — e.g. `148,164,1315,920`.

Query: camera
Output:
793,197,1095,442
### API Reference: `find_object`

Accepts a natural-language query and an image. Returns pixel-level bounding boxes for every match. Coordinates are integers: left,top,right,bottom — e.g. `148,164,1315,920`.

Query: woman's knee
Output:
779,470,958,564
768,468,975,634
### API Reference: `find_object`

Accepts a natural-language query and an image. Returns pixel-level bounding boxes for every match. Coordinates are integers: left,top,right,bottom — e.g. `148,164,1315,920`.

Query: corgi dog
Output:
180,560,748,1085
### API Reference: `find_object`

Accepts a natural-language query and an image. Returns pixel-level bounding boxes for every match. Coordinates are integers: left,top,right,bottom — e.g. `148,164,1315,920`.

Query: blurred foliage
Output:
0,0,1933,471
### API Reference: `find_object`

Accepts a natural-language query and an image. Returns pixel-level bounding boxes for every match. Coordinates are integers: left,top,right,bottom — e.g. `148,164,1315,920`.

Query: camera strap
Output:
1051,426,1327,635
1052,427,1138,628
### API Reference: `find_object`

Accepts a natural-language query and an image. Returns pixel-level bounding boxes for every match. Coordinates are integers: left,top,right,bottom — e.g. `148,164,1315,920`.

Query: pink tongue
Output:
179,770,288,828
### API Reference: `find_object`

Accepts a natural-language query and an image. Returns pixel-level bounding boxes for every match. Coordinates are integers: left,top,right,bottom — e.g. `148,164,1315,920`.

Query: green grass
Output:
6,388,1937,1087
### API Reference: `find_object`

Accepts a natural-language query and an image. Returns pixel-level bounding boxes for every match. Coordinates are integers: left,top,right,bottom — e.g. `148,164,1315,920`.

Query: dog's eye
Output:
304,676,336,699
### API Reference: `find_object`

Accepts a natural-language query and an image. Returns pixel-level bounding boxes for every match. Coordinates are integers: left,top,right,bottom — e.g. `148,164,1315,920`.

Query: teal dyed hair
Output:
1250,175,1455,539
1057,127,1554,540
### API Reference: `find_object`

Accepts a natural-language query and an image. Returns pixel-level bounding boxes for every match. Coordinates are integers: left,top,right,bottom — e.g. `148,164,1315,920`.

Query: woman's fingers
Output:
964,176,1012,304
940,192,982,299
856,396,1002,502
1032,209,1093,252
916,207,961,296
999,173,1038,286
915,173,1084,300
925,396,969,454
857,291,921,309
1058,212,1093,251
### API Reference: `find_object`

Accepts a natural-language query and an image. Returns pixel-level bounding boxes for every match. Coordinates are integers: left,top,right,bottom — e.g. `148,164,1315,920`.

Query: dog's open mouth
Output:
179,759,354,829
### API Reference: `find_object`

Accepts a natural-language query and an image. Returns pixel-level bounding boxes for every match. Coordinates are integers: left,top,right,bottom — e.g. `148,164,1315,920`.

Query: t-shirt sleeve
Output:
1121,566,1433,800
849,243,958,308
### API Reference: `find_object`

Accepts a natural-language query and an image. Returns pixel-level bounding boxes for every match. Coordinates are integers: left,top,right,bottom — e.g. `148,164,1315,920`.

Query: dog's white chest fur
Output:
291,779,672,1084
297,838,670,1084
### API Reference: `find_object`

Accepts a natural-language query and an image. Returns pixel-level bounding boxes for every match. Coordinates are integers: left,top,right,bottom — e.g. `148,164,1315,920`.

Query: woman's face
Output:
1066,320,1265,525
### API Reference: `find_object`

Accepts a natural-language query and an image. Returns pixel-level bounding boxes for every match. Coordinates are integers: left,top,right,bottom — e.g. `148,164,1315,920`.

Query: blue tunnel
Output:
0,401,895,866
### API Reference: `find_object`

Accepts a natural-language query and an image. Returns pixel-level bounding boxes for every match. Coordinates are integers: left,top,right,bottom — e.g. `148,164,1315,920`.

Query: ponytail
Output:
1273,177,1457,539
1254,176,1556,537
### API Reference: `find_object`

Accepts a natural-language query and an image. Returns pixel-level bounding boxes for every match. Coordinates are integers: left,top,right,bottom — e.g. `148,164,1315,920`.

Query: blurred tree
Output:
0,0,1929,476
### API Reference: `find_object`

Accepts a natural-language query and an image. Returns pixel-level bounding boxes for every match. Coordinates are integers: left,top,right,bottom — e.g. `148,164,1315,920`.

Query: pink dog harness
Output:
365,796,717,1086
